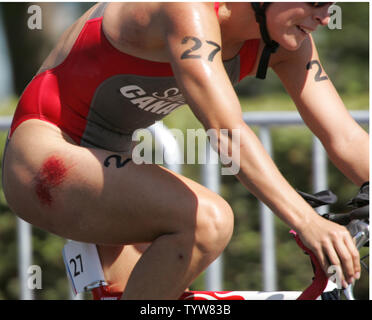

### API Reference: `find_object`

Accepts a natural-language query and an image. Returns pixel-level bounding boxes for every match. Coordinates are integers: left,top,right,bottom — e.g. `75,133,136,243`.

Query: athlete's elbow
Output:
204,121,245,175
322,126,368,159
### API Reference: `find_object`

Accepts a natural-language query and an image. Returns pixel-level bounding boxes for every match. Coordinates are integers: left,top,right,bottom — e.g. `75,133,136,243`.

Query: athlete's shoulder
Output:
160,2,215,15
159,2,219,32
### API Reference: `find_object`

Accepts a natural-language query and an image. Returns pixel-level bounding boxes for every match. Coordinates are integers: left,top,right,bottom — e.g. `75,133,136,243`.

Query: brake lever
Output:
354,229,369,250
346,220,369,249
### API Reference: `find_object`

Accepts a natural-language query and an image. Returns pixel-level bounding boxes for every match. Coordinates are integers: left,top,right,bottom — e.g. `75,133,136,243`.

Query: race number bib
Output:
62,240,107,295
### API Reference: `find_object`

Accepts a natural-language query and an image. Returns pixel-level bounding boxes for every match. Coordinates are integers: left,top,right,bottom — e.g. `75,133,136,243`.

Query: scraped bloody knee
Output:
34,155,69,206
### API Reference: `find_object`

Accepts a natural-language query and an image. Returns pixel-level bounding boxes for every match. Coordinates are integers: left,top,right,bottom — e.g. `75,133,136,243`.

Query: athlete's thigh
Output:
3,119,215,245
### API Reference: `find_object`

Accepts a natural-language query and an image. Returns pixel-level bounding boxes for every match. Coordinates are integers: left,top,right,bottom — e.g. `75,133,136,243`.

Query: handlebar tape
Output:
290,230,329,300
297,190,337,208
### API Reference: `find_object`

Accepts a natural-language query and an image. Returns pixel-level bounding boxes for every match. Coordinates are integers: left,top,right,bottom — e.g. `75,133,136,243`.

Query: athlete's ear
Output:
218,3,228,11
216,2,231,18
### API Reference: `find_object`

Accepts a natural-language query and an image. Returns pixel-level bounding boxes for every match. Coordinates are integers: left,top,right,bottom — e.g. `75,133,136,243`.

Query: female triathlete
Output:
2,2,368,299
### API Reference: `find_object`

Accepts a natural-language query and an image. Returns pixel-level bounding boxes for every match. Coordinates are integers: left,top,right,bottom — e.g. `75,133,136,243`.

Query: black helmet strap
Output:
251,2,279,79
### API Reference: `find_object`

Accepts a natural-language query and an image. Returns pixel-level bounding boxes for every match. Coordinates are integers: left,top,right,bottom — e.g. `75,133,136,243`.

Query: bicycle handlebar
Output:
322,205,369,225
291,190,369,299
298,190,369,249
323,205,369,249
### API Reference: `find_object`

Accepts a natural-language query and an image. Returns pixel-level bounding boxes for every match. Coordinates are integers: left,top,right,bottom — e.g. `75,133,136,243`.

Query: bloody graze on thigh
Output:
34,155,69,206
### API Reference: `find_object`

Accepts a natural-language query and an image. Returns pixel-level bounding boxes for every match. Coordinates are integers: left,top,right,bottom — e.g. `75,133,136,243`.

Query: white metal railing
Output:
0,110,369,298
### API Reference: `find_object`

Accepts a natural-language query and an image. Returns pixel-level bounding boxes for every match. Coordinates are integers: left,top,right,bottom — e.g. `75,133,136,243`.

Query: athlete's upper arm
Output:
160,3,244,130
272,35,358,145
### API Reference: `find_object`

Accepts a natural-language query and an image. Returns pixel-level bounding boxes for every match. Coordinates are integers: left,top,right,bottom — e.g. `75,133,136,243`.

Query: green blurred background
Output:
0,2,369,299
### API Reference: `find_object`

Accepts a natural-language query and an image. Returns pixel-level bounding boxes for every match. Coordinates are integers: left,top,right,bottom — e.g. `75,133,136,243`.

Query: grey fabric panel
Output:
89,2,108,20
79,123,134,152
81,74,185,151
223,55,241,86
80,54,240,152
